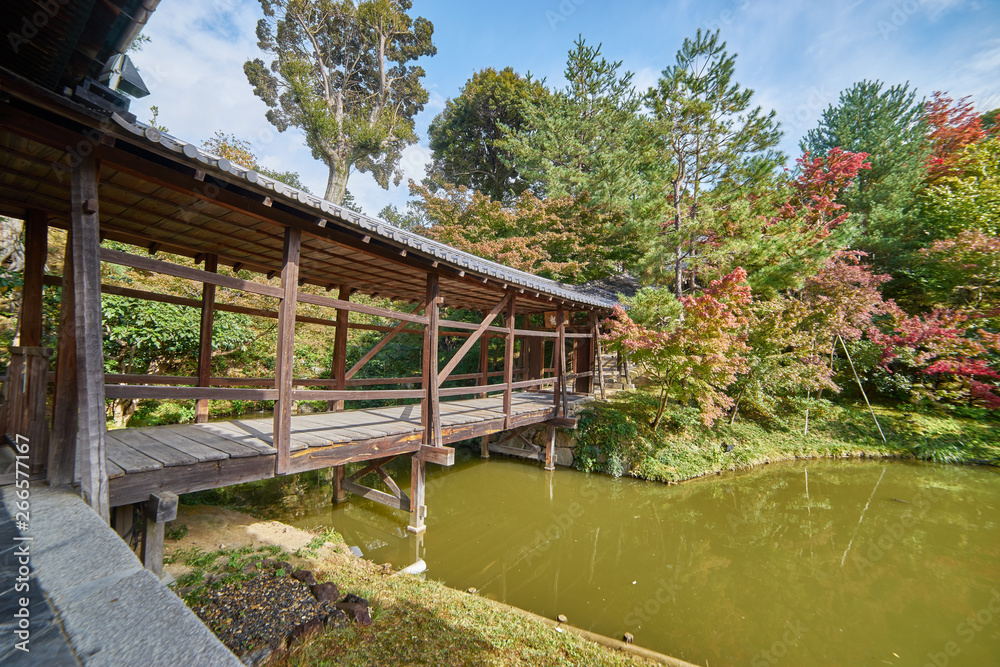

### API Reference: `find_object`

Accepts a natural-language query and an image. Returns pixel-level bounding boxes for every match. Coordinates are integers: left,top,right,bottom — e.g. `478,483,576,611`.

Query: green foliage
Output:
645,29,785,297
427,67,546,203
801,80,929,250
245,0,436,203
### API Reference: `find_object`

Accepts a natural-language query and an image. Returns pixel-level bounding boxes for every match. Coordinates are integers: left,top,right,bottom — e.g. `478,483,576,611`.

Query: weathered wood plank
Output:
129,428,229,463
342,479,410,511
103,385,279,400
190,421,274,453
109,454,276,507
100,248,285,298
274,226,301,474
105,438,163,474
418,445,455,466
72,154,109,521
195,253,217,423
287,431,424,473
107,430,199,467
168,424,268,457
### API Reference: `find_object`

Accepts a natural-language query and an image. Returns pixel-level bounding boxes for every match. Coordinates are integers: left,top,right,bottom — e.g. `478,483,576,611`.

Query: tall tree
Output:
499,38,654,217
245,0,436,204
646,29,784,298
426,67,546,203
801,80,928,238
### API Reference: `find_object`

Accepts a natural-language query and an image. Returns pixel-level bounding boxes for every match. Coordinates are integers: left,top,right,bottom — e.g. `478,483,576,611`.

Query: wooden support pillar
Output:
141,492,178,579
274,227,301,475
327,284,350,412
592,312,606,399
480,435,490,459
49,231,77,486
575,314,594,394
18,210,47,347
194,254,218,423
408,453,426,534
332,465,347,503
478,330,489,399
503,295,515,428
113,503,136,548
545,424,556,471
553,306,565,418
421,274,441,447
71,154,109,522
527,335,543,391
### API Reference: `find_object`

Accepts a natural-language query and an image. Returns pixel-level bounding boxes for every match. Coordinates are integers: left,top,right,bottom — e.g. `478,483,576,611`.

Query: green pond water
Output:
248,451,1000,666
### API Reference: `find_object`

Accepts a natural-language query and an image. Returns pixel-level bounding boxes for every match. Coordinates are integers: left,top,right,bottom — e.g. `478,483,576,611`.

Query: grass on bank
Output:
166,520,647,667
574,390,999,483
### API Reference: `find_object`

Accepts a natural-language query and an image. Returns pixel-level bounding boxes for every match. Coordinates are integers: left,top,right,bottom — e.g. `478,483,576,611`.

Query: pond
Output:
249,451,1000,666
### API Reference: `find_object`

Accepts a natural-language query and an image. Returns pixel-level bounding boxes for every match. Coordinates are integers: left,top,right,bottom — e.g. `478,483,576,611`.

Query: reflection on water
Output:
246,452,1000,666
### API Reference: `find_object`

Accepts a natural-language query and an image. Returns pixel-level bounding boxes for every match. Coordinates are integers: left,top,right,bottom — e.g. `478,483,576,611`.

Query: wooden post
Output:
503,295,515,428
49,231,78,486
332,465,346,503
545,424,556,471
71,154,109,522
478,330,489,399
274,227,301,475
408,453,426,534
422,273,441,447
592,312,605,399
553,306,565,418
194,253,217,423
141,492,178,579
575,314,593,394
20,347,52,474
327,284,350,412
527,334,543,392
18,210,47,347
113,504,135,547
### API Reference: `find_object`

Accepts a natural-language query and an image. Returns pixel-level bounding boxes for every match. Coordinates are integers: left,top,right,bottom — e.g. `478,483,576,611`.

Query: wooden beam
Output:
194,254,218,423
554,306,566,419
422,274,441,446
437,294,511,386
418,444,455,466
345,301,426,382
327,284,351,412
99,248,284,299
48,231,77,486
18,210,47,347
504,295,516,429
71,154,109,521
342,479,410,512
332,465,346,503
142,492,178,578
408,453,426,534
478,330,490,399
274,227,301,475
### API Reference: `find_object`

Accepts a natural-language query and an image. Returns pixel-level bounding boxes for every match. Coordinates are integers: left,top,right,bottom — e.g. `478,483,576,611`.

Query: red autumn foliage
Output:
603,268,752,428
924,91,987,182
778,148,871,238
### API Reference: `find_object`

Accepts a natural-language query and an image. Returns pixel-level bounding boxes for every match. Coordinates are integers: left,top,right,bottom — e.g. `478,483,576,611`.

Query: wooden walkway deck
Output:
106,392,581,506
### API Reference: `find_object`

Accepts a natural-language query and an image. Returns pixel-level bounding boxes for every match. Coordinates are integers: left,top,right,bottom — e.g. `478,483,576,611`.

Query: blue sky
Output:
131,0,1000,215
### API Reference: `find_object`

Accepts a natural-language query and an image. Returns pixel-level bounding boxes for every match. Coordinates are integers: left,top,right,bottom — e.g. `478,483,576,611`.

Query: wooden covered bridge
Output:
0,0,617,556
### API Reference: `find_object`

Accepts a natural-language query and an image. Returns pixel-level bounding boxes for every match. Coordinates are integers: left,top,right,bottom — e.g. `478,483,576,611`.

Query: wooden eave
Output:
0,67,617,315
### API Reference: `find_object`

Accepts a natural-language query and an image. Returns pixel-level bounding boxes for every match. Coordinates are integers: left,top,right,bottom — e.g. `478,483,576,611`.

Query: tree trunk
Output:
325,161,350,205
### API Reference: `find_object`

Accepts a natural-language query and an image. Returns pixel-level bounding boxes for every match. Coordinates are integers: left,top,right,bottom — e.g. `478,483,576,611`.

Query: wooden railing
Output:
24,242,601,486
1,347,52,474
